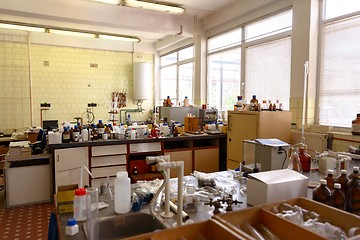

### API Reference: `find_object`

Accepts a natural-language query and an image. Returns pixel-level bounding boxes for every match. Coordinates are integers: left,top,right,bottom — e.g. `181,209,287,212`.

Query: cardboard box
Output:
247,169,308,206
56,184,78,214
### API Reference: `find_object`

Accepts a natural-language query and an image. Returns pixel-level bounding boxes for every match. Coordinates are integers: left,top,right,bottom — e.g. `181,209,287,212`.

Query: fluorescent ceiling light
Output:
49,29,95,38
124,0,185,14
94,0,122,5
98,34,140,42
0,23,45,32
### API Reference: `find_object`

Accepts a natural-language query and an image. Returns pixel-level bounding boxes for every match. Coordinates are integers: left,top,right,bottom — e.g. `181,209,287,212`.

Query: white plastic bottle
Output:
184,96,190,107
114,171,131,214
130,128,137,139
73,188,87,221
81,127,89,142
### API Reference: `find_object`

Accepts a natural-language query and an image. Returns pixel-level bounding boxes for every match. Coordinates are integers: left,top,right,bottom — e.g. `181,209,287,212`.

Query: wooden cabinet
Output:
54,147,89,192
90,144,127,188
165,150,193,178
194,148,219,173
227,111,291,169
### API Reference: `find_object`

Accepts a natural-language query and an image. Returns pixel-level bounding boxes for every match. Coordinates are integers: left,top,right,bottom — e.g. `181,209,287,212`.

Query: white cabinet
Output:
90,144,127,189
54,147,89,192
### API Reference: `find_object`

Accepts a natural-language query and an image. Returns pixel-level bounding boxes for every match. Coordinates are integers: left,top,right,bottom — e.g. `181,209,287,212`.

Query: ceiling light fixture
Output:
94,0,122,5
49,29,95,38
0,20,141,42
0,22,45,33
98,34,140,42
124,0,185,15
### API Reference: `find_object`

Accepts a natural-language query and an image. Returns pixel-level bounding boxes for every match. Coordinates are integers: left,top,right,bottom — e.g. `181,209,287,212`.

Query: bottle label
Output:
352,123,360,133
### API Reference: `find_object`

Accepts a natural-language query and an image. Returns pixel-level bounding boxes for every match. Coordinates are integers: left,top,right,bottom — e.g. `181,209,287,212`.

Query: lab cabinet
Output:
90,144,127,188
165,150,193,178
54,147,89,192
194,148,219,173
227,111,291,169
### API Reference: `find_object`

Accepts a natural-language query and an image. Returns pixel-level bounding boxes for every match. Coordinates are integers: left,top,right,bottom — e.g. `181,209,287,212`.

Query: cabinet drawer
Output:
91,155,127,167
92,165,126,178
130,142,161,153
92,145,127,156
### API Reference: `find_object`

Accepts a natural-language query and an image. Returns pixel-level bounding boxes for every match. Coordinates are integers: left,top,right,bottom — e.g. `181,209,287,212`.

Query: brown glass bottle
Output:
62,127,70,143
313,179,332,206
92,126,99,140
351,113,360,135
346,167,360,214
335,169,349,195
332,183,346,211
324,169,335,190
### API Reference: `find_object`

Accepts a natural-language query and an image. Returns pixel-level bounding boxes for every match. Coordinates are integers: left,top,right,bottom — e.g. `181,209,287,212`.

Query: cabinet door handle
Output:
229,138,231,142
56,155,59,162
228,115,232,131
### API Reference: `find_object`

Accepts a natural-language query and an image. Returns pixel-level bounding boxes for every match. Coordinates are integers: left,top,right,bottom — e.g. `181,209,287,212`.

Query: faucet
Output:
146,155,184,227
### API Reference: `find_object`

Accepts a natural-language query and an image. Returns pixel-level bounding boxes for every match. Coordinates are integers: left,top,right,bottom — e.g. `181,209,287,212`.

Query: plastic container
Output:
130,128,137,139
73,188,87,221
313,179,332,206
65,218,79,236
114,171,131,214
351,114,360,135
102,132,108,141
81,127,89,142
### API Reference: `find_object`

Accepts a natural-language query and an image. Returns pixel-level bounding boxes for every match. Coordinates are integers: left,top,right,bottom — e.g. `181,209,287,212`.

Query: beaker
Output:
288,147,303,173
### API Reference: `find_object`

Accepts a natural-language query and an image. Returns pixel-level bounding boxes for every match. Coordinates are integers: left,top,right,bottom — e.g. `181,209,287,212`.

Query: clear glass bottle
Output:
332,183,346,211
324,169,335,190
335,169,349,195
313,179,332,206
288,147,303,173
346,166,360,214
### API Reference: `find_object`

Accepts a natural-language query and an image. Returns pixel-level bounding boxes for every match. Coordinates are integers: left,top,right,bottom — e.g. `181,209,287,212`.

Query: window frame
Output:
159,45,194,106
206,8,292,111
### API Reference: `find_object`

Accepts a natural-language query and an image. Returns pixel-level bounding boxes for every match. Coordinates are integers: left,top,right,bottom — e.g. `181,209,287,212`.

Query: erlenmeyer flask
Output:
288,147,303,173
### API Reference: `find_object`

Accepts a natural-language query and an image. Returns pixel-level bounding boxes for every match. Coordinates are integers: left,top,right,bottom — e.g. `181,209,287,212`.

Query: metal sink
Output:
84,212,167,239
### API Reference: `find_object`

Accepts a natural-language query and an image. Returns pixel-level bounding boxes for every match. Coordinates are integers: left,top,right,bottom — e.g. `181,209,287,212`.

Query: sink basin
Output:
84,212,167,239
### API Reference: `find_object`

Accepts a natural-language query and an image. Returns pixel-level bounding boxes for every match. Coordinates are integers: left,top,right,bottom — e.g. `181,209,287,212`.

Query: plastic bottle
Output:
299,147,311,172
236,96,244,110
335,169,349,195
73,188,87,221
313,179,332,206
351,114,360,135
184,96,190,107
73,125,80,142
130,128,137,139
346,166,360,214
332,183,346,210
81,127,89,142
65,218,79,236
324,169,335,190
114,171,131,214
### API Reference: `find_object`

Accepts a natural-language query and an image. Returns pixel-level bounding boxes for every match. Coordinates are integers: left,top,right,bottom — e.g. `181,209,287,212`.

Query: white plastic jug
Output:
114,171,131,214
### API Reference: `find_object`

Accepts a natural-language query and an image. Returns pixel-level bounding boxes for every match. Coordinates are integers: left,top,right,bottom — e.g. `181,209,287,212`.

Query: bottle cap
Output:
117,171,128,179
341,169,347,174
99,120,102,123
334,183,341,189
67,218,77,227
354,166,359,172
327,169,334,175
185,96,188,98
74,125,78,129
75,188,86,196
320,179,327,185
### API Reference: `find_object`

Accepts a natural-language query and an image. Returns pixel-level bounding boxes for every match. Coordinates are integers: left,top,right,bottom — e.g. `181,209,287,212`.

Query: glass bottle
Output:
250,95,258,111
324,169,335,190
351,113,360,135
236,96,244,110
92,126,99,140
288,147,303,173
261,100,268,111
332,183,346,211
299,147,311,172
346,166,360,214
335,169,349,195
268,100,273,111
73,125,80,142
62,127,70,143
313,179,332,206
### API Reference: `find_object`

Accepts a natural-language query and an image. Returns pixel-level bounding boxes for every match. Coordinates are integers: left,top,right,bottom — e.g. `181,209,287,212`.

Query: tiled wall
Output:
0,33,154,133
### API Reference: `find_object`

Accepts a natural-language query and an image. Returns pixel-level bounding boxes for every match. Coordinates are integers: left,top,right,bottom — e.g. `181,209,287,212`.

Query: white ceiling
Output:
0,0,275,46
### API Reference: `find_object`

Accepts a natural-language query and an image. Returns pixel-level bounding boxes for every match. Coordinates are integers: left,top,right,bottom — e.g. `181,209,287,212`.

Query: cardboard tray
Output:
124,219,245,240
214,197,360,240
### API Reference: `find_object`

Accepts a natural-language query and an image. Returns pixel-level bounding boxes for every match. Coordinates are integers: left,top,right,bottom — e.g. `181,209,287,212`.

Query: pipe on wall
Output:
27,33,34,127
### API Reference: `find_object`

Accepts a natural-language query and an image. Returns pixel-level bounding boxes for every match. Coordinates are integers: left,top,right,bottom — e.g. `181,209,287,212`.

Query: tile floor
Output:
0,191,55,240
